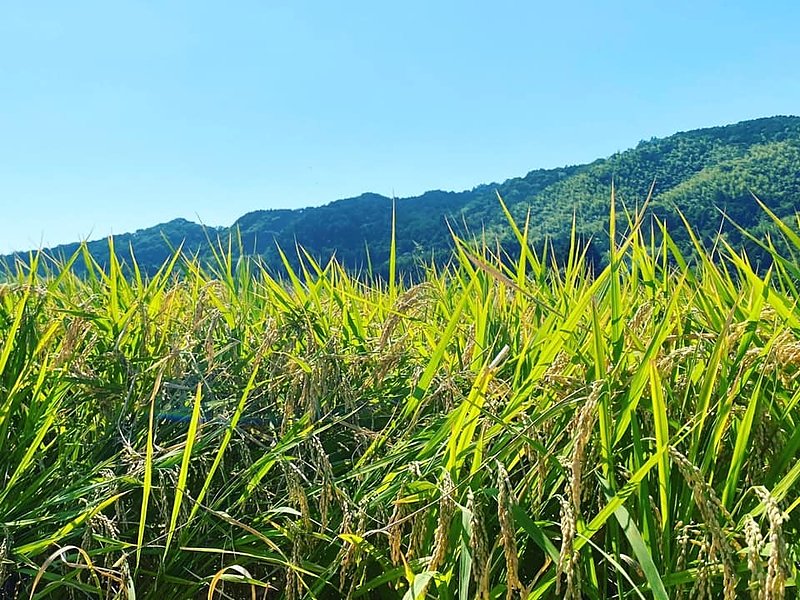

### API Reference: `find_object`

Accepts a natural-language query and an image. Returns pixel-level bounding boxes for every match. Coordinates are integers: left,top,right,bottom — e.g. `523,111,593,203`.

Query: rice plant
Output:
1,194,798,599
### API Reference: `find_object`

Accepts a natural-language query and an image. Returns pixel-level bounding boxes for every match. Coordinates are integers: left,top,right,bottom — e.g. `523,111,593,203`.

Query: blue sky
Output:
2,1,799,252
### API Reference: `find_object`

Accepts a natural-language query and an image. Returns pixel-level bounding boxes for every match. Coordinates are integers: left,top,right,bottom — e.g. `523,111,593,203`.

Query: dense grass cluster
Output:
2,198,799,599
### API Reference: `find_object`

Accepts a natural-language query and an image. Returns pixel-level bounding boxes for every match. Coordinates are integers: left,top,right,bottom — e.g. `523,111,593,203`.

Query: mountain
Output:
3,218,221,276
5,115,800,276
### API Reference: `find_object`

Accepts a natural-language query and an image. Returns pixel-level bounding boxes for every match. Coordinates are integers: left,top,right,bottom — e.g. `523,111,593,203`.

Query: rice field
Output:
1,197,799,599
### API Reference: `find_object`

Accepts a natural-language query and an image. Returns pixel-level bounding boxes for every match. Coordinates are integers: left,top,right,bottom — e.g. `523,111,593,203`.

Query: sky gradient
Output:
2,1,799,252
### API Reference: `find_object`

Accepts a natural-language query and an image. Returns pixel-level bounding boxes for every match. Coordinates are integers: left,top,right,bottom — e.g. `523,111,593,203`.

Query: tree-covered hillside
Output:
6,115,800,275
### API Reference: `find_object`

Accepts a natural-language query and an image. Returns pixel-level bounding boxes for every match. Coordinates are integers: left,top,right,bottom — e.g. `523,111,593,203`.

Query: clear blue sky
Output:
2,1,799,253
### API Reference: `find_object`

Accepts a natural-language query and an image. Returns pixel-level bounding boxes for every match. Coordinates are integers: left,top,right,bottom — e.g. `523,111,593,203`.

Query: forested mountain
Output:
5,115,800,275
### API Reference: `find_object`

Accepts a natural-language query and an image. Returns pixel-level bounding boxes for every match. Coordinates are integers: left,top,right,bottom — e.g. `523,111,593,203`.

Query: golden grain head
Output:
496,462,521,597
467,489,491,600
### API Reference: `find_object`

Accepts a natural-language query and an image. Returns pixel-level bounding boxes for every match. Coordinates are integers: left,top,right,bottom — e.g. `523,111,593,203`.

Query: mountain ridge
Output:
5,115,800,275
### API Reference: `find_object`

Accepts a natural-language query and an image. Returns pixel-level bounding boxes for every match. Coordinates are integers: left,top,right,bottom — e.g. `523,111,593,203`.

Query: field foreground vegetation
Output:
2,198,800,599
